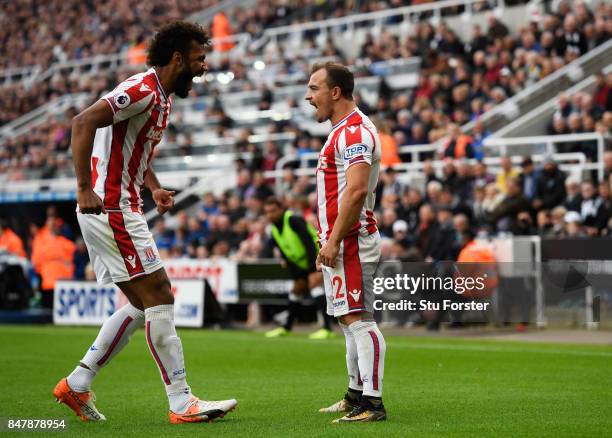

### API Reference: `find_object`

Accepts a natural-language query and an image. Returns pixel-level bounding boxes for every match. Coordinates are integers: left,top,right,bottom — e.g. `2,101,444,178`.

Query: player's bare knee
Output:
152,278,173,305
340,311,373,326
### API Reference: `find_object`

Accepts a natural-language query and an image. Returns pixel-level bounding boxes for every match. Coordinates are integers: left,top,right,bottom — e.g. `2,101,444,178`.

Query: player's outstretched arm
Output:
318,163,370,268
71,100,113,214
145,168,175,215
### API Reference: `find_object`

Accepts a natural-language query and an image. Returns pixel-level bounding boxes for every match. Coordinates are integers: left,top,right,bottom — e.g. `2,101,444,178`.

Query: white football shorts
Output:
322,231,381,317
77,210,163,285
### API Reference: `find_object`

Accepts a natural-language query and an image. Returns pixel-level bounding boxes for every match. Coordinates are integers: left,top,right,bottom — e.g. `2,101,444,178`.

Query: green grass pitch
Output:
0,325,610,437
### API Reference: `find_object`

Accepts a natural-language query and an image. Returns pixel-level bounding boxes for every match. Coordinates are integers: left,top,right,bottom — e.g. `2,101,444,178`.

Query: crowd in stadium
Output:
2,0,611,180
2,147,612,301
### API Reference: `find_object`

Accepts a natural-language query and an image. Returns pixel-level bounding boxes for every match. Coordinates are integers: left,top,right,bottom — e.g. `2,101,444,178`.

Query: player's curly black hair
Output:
147,21,211,67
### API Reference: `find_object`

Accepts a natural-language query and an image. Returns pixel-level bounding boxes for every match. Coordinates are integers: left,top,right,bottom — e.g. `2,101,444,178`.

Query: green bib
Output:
270,211,319,270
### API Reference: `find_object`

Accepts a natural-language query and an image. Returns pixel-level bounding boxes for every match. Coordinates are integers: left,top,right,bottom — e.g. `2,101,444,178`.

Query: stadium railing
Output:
187,0,258,26
492,64,612,138
0,92,91,140
265,138,596,190
0,64,41,87
1,0,510,90
461,39,612,135
251,0,507,50
483,133,608,180
0,33,252,90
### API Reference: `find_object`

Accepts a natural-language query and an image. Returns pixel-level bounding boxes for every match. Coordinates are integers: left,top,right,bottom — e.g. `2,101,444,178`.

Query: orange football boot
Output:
53,378,106,421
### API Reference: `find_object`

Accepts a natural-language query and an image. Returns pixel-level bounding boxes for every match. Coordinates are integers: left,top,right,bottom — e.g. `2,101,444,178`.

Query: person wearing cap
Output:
563,211,586,237
392,219,409,242
533,155,566,211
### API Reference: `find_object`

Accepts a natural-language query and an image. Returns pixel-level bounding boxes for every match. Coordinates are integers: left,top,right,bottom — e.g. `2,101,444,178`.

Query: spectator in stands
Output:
187,217,207,248
436,206,461,260
473,161,495,187
471,185,488,229
234,168,252,201
490,177,531,234
262,141,281,175
603,151,612,182
397,188,422,234
440,158,459,188
244,170,274,201
442,124,474,159
227,194,247,222
549,206,568,237
425,180,443,208
379,167,403,201
563,211,586,237
379,208,398,239
533,156,566,211
593,72,611,111
599,180,612,212
374,118,401,168
201,192,220,216
153,218,175,253
496,156,520,194
555,14,588,58
563,177,582,212
454,161,475,201
470,119,489,160
416,204,443,262
536,210,553,236
519,156,539,201
212,11,235,52
548,114,569,136
487,12,510,40
391,219,411,248
579,180,609,234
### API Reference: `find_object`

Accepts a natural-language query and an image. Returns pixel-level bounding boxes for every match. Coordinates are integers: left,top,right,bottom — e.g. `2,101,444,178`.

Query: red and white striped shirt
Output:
91,68,171,212
316,108,381,244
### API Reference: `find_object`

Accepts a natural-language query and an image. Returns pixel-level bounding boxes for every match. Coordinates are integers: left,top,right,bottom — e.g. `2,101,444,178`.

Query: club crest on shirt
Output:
114,92,131,109
344,144,367,160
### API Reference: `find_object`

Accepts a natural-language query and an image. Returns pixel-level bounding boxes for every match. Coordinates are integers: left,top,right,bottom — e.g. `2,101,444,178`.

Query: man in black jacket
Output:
491,178,531,234
533,157,566,211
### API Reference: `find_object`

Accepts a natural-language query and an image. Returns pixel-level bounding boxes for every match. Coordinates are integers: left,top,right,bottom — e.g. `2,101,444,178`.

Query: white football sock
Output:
145,305,192,414
348,320,386,398
340,323,363,392
68,303,145,392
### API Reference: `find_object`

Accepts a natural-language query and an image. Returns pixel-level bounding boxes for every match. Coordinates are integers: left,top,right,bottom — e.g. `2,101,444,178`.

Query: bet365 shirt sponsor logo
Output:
146,126,164,141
